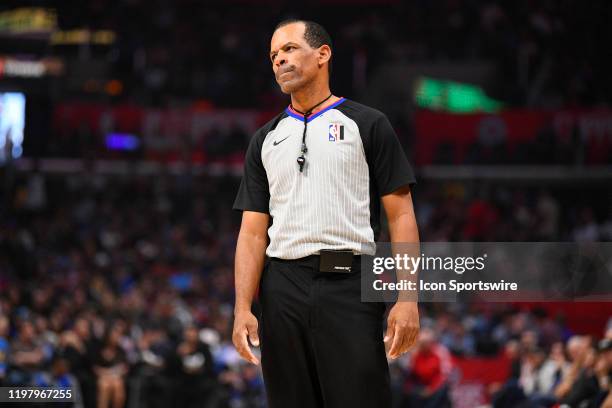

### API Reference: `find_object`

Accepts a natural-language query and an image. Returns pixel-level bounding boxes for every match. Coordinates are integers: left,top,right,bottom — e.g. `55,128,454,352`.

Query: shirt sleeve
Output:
232,130,270,213
370,114,417,196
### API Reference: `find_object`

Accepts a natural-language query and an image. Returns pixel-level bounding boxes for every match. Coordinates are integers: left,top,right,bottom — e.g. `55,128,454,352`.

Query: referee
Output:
232,19,420,408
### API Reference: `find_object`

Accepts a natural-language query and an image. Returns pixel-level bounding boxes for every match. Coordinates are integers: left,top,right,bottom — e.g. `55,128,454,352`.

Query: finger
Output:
405,326,419,350
388,323,405,359
383,318,395,343
401,326,416,352
247,322,260,347
395,325,411,356
236,330,259,365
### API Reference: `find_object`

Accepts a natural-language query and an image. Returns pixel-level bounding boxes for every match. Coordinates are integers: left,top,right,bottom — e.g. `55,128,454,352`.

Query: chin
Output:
278,79,302,94
279,85,293,94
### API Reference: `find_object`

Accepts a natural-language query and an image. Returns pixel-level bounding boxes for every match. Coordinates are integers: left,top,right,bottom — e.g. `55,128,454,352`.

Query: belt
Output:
270,252,363,263
270,251,362,272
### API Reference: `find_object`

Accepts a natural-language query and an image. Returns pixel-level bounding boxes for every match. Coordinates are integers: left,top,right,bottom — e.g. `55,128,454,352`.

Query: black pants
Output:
258,255,391,408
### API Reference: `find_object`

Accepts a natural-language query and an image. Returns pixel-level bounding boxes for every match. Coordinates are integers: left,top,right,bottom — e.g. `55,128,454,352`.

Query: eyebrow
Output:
270,42,299,57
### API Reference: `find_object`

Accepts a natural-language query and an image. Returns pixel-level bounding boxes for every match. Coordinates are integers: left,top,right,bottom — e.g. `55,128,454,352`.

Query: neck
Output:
290,79,337,114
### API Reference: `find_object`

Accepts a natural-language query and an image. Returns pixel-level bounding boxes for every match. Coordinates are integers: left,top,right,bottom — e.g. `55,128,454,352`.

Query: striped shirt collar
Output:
285,97,347,123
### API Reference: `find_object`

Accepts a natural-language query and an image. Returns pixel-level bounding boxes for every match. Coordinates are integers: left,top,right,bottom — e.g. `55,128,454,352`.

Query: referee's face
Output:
270,22,323,94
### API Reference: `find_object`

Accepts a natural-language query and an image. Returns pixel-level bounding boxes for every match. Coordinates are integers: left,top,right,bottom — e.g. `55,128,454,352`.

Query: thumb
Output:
384,318,395,343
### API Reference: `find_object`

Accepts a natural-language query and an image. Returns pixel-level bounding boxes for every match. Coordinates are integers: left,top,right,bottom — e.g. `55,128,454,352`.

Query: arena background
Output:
0,1,611,407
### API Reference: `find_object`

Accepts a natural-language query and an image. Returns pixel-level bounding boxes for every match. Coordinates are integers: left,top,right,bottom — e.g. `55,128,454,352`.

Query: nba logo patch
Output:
328,123,344,141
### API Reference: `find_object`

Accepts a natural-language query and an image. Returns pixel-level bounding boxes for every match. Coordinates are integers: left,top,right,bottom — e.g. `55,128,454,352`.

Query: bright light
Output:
0,92,26,163
415,76,503,113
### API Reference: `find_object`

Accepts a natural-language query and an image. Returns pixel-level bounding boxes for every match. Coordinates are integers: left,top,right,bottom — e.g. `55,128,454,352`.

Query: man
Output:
232,19,420,408
404,328,452,407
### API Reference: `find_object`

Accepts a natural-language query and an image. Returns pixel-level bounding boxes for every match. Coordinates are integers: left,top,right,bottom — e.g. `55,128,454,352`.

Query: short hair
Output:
274,19,333,75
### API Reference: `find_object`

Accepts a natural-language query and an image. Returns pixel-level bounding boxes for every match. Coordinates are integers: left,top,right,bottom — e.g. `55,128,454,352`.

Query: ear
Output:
317,44,332,69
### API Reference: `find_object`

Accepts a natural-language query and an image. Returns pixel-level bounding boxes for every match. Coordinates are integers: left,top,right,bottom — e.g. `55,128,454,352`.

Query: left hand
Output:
384,301,420,359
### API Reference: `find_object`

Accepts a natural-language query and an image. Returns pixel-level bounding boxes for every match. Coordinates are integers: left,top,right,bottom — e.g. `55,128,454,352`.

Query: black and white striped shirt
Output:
233,98,416,260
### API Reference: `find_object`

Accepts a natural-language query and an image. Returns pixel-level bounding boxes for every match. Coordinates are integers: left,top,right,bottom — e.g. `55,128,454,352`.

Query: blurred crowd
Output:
0,172,610,407
15,0,607,107
1,1,610,407
390,311,612,408
491,331,612,408
409,182,610,242
1,172,259,407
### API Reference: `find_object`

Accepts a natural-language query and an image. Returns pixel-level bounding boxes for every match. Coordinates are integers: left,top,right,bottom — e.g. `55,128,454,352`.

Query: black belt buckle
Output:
319,249,354,273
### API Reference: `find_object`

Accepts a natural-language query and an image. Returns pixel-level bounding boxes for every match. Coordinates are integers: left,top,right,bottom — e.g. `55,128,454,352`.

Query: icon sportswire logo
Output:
273,136,290,146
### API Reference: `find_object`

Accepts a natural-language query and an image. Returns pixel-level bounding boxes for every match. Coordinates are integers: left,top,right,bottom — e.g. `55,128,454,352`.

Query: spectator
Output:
402,327,453,408
133,322,173,408
537,342,570,397
519,346,547,396
0,315,9,385
61,316,97,407
555,339,600,406
34,355,84,408
592,338,612,407
93,323,129,408
8,320,46,386
173,324,217,408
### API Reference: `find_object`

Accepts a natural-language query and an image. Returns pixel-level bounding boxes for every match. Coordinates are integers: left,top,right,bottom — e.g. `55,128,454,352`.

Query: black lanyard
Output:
290,93,333,172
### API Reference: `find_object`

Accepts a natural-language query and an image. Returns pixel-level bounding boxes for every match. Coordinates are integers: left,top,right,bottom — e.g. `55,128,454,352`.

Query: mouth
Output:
277,67,295,79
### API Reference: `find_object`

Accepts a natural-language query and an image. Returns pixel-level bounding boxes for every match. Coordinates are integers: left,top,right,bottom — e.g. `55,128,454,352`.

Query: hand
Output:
384,302,419,359
232,310,260,365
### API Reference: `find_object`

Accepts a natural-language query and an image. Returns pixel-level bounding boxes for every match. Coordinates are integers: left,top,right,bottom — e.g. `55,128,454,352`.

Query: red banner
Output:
52,104,612,165
52,102,267,162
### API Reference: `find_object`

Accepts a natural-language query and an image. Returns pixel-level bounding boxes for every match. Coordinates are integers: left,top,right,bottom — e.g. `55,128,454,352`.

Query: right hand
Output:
232,310,260,365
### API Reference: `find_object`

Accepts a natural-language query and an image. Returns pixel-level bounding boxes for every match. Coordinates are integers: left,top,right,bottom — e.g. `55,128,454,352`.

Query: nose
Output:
275,53,287,68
